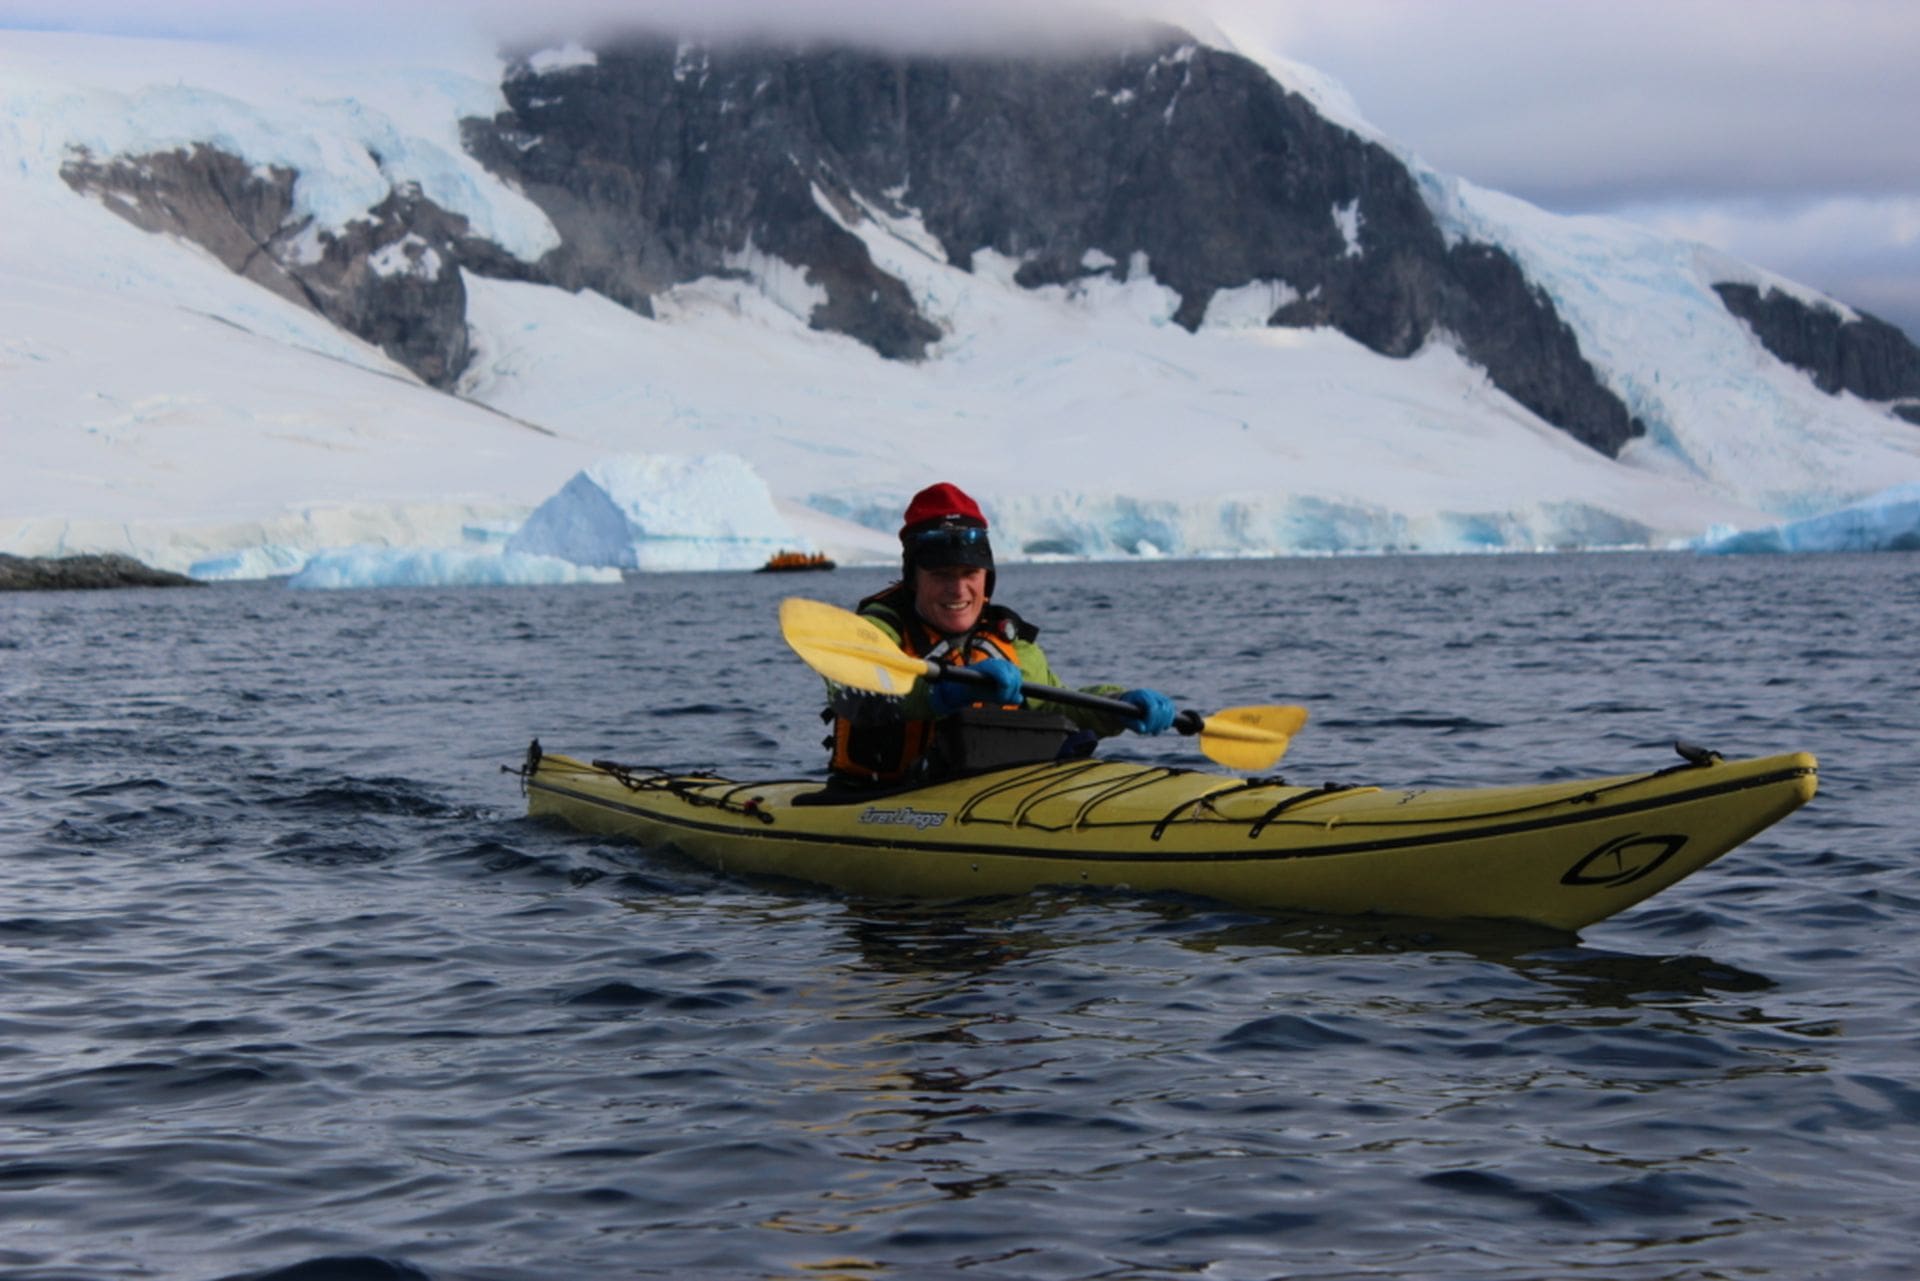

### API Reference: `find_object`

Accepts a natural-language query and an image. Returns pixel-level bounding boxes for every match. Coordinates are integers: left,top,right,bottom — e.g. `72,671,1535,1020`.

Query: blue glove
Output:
929,658,1023,715
1120,688,1176,735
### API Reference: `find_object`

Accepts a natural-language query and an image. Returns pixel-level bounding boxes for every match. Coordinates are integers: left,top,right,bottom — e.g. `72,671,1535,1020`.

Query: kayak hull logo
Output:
858,806,949,831
1562,833,1688,887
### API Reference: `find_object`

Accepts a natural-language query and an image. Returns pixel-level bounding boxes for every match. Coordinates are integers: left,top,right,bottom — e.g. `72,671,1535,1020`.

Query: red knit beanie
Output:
899,482,987,535
898,482,994,586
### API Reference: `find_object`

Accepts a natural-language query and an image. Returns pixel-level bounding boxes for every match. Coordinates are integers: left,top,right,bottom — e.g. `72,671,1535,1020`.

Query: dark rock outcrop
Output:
0,553,201,591
1714,282,1920,405
62,144,312,311
60,145,533,388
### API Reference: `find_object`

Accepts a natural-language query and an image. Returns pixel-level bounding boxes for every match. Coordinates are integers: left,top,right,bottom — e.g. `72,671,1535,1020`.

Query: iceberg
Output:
1694,483,1920,553
287,547,622,589
506,454,803,572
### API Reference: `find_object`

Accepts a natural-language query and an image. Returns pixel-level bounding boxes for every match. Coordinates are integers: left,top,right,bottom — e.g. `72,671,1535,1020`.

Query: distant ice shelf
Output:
287,547,621,590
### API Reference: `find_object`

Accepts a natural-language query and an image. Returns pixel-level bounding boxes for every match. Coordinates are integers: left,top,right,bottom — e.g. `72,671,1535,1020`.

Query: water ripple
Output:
2,556,1917,1279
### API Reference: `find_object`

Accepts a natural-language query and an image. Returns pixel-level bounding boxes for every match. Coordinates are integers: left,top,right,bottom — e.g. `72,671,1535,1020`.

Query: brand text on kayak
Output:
857,806,950,831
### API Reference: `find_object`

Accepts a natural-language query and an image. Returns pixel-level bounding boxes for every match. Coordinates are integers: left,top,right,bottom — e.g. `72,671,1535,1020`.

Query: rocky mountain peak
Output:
463,30,1649,454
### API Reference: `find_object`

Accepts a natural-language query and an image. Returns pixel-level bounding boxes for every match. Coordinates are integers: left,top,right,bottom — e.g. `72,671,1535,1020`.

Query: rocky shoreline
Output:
0,553,202,592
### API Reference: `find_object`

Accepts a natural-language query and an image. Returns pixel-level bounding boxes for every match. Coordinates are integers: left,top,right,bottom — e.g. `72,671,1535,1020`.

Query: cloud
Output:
1625,195,1920,335
1218,0,1919,204
0,0,1187,56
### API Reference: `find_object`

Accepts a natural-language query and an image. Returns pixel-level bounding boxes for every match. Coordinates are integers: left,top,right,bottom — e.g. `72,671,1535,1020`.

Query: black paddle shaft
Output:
933,662,1203,736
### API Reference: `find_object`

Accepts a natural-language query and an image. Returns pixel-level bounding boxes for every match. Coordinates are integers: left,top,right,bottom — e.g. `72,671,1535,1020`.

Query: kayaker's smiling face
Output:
914,565,988,636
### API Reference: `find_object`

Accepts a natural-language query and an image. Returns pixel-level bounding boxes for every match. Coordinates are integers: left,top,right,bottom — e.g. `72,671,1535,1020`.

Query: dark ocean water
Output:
3,553,1917,1281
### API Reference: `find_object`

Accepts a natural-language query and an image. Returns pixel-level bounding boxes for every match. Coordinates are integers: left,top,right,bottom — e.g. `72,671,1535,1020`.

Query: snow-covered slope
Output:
1424,180,1919,519
5,27,1918,581
1210,16,1920,520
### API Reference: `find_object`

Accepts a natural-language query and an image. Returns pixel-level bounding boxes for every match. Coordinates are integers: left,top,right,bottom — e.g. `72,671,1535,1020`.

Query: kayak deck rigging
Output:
522,737,1797,845
565,752,1375,840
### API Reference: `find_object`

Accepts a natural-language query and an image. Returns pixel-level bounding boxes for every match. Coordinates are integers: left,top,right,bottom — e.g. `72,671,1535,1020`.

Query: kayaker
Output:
825,482,1176,785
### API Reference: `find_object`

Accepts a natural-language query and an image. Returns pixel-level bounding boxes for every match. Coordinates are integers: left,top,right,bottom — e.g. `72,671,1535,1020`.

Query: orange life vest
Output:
826,586,1033,785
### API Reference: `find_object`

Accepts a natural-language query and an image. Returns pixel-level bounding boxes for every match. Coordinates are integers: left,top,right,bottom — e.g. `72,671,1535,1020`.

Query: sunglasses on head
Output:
907,524,988,550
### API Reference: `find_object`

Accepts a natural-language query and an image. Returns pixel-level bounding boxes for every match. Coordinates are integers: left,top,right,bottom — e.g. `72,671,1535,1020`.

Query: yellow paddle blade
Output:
779,597,932,695
1195,705,1309,772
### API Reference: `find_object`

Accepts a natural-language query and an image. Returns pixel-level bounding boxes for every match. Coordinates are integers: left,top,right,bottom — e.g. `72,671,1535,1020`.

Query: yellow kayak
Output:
515,742,1817,931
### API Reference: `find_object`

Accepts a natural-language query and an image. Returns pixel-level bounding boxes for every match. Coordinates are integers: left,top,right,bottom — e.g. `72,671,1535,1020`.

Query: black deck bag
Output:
930,706,1076,775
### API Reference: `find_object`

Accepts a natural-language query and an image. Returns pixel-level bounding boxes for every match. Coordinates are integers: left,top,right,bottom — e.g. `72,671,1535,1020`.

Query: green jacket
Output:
846,587,1133,738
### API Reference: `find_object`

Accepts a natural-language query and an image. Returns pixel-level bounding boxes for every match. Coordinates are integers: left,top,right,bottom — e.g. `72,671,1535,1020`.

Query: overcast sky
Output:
6,0,1916,339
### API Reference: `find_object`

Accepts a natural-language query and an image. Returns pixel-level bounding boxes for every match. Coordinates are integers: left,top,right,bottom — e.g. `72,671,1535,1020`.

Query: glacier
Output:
1694,482,1920,554
5,26,1920,587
